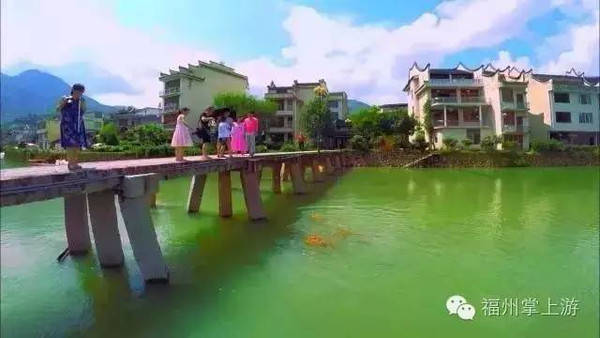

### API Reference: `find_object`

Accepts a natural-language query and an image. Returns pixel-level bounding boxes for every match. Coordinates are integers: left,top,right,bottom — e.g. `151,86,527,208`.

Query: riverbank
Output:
352,149,600,168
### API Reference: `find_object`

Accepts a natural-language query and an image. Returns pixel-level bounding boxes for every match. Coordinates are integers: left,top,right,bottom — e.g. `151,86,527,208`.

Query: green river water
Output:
1,161,598,337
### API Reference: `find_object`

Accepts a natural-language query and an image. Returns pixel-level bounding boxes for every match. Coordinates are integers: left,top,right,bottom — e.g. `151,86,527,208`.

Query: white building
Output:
527,71,600,145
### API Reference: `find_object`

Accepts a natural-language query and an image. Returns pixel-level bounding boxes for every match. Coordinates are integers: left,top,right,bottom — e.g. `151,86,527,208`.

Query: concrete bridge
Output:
0,151,354,283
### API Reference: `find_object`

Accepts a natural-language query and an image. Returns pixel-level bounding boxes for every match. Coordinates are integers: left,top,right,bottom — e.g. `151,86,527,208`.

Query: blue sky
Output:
1,0,598,106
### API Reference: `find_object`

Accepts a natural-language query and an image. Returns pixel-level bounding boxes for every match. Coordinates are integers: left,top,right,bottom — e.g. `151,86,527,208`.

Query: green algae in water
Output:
1,167,598,337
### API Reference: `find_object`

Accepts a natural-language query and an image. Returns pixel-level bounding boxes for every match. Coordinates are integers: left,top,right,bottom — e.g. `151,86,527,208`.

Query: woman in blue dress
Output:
57,83,87,170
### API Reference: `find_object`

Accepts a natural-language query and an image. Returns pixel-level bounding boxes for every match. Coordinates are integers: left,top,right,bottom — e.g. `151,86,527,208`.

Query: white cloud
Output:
0,0,218,107
1,0,598,108
484,51,532,71
237,0,568,104
538,12,600,75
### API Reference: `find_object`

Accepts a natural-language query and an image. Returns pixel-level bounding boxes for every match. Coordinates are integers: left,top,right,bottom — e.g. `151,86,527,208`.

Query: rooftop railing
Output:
429,78,482,86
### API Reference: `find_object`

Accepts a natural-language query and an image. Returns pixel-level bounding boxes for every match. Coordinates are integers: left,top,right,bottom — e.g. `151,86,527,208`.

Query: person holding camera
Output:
57,83,87,170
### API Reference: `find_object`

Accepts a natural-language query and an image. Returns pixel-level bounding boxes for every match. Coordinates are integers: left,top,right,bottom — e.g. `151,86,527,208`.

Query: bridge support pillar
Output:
324,157,335,175
119,174,169,283
218,171,233,217
282,162,291,182
64,193,91,255
257,165,263,183
271,163,282,193
148,193,157,208
311,159,323,182
240,166,267,221
187,174,207,213
88,190,124,267
289,161,307,194
334,155,342,172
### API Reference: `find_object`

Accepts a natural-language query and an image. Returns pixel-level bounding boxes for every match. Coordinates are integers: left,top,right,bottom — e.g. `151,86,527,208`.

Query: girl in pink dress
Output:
230,117,247,154
171,108,193,161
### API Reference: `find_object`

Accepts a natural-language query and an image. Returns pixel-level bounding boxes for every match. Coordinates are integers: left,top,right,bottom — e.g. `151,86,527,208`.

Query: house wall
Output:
178,66,248,127
550,88,600,133
527,79,552,142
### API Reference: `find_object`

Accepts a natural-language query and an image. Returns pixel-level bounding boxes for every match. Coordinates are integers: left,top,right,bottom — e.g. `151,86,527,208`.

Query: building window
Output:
580,94,591,105
516,93,525,108
466,129,480,144
579,112,593,124
278,100,285,110
554,92,570,103
556,111,571,123
462,107,480,122
501,88,513,102
328,100,339,108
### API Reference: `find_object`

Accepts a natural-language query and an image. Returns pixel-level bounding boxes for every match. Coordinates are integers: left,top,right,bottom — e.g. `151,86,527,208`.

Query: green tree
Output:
300,96,331,151
350,106,381,139
350,106,416,147
98,122,119,145
422,99,434,149
122,123,170,147
213,92,277,117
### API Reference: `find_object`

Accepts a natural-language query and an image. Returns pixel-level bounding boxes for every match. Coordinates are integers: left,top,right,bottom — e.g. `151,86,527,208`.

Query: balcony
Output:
502,124,528,133
163,103,179,112
501,101,528,111
265,92,296,99
275,110,294,116
429,78,482,87
159,87,180,97
432,96,487,106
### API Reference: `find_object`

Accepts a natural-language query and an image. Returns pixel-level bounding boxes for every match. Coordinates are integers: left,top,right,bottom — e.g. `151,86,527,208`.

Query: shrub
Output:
255,144,268,154
279,142,297,152
461,139,473,149
377,135,395,152
98,123,119,145
481,135,500,152
350,135,370,153
412,131,428,152
442,137,458,151
530,139,565,152
501,140,518,151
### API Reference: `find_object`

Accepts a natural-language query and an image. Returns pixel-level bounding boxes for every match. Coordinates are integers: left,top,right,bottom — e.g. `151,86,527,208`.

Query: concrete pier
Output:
88,190,125,267
63,193,91,255
119,174,169,282
186,174,207,213
271,163,282,194
311,160,323,182
218,171,233,217
289,161,308,194
240,167,267,221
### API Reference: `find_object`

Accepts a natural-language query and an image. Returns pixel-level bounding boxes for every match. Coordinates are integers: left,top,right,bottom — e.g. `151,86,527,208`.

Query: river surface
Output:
1,161,598,337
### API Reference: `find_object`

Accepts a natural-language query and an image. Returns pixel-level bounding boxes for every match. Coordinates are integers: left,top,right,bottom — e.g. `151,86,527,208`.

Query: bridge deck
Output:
0,150,343,207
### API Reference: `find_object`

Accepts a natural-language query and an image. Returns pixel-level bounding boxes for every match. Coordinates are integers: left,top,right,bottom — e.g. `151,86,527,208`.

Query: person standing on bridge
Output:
243,111,259,157
196,106,215,160
171,107,193,161
57,83,87,170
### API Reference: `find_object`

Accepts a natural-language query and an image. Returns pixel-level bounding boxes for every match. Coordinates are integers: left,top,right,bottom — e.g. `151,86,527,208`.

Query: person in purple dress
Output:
57,83,87,170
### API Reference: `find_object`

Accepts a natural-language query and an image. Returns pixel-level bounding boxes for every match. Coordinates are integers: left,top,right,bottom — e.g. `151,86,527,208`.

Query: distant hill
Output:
348,99,370,114
0,69,118,122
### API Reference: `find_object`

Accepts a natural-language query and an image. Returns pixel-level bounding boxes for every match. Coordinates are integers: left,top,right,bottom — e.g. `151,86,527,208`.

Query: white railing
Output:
432,96,486,104
502,124,528,133
432,96,458,104
429,78,482,86
163,103,179,112
461,96,485,103
501,101,529,110
159,87,180,96
275,110,294,116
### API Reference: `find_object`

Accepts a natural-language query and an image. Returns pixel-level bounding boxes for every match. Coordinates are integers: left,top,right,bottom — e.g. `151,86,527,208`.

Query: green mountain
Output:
1,69,118,122
348,99,370,114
